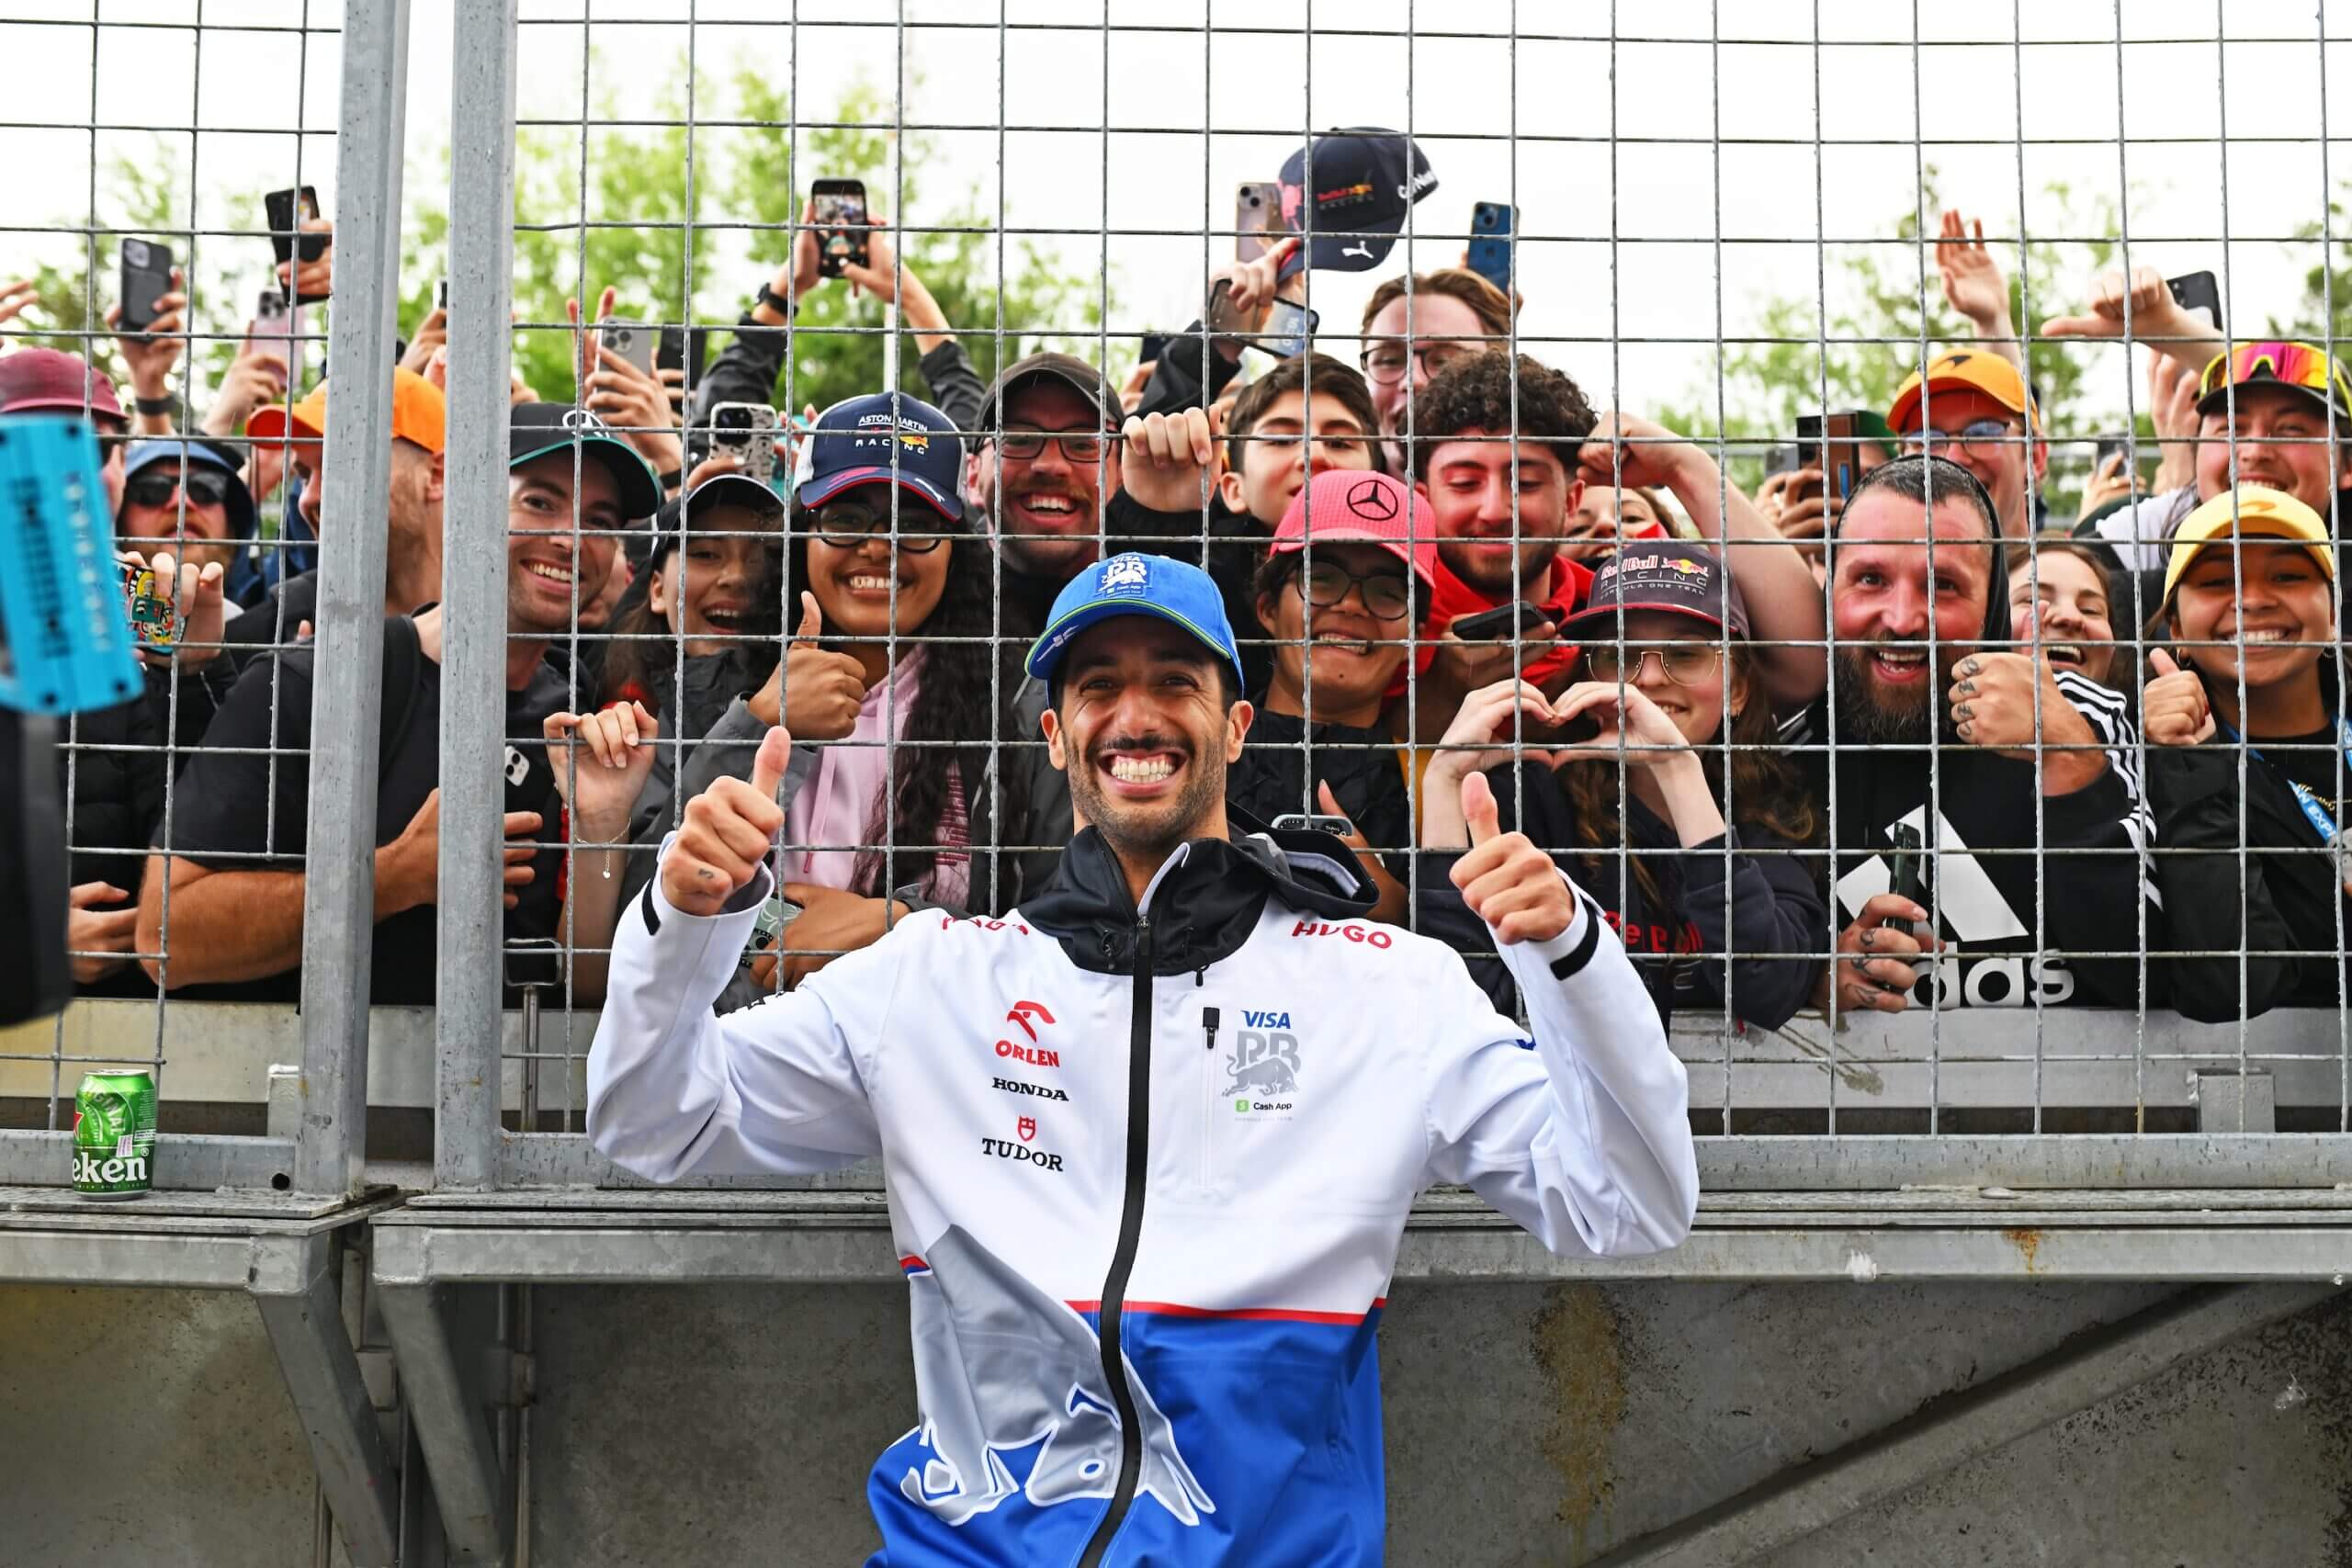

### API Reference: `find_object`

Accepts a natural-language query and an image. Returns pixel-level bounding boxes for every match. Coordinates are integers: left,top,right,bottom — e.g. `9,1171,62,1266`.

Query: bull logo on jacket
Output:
1222,1012,1300,1096
896,1228,1216,1529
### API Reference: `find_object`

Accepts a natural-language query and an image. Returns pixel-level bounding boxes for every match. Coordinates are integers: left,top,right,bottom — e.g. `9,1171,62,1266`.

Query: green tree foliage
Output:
2278,203,2352,345
1654,174,2141,513
399,62,1109,413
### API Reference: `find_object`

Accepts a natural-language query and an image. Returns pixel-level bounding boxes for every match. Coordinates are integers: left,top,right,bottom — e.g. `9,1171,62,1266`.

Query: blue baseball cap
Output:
1025,551,1246,693
793,391,963,520
1276,127,1439,279
120,438,257,538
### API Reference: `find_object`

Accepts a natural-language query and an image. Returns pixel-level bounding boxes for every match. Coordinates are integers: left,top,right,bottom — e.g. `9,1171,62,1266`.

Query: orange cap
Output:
246,367,446,455
1886,349,2041,436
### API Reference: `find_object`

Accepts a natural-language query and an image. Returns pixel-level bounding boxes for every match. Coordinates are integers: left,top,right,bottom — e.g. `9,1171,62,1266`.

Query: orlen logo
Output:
1290,918,1392,949
995,1000,1059,1068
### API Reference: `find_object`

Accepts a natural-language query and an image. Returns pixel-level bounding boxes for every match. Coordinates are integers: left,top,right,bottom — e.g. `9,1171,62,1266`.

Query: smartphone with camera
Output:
1795,411,1870,503
118,238,175,333
1466,201,1516,291
1236,181,1286,264
709,400,780,487
1205,279,1253,339
2165,270,2222,335
243,288,300,374
264,186,331,302
1272,812,1355,838
1883,822,1930,927
1449,601,1551,642
809,179,869,280
598,319,657,376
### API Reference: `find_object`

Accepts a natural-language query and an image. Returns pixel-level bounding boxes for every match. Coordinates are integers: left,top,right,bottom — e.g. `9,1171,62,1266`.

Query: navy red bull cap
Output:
1277,129,1438,278
1026,551,1247,694
1559,539,1750,640
794,390,964,520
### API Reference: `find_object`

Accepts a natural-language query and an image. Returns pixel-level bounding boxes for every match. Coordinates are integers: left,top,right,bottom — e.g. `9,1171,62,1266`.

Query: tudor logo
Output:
1345,478,1396,522
1017,1116,1036,1143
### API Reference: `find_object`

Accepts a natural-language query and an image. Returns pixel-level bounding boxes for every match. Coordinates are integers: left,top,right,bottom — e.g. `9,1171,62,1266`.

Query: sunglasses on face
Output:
1583,642,1724,686
124,468,231,509
802,499,948,553
2197,340,2352,411
1297,558,1413,620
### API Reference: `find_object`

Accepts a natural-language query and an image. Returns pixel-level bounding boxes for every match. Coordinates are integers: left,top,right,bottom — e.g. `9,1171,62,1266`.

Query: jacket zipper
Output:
1199,1006,1221,1191
1078,913,1153,1568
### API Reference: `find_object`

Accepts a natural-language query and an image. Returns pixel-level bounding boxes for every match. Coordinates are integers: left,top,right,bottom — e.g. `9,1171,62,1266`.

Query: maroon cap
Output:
1270,469,1437,587
0,348,126,425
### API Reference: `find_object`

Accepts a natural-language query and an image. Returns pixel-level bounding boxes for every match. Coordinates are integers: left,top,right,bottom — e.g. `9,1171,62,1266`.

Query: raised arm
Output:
588,727,886,1179
1419,773,1698,1258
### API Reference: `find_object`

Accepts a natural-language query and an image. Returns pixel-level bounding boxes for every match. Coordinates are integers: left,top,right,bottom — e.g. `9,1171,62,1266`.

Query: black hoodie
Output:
1791,523,2160,1010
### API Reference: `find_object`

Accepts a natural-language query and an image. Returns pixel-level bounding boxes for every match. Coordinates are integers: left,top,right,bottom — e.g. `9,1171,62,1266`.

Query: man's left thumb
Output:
1462,770,1501,848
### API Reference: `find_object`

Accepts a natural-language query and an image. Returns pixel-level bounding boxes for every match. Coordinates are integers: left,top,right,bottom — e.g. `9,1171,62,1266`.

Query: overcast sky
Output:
9,0,2352,438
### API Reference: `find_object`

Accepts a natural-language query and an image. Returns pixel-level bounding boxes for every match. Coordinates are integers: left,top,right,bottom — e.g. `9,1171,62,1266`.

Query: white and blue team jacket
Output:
589,823,1698,1567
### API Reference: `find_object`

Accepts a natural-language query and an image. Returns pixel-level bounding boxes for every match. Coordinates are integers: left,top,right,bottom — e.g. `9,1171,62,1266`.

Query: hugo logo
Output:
1290,918,1392,949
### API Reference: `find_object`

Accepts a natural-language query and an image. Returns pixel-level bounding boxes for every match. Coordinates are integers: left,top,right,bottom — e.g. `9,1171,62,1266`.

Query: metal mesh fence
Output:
11,2,2352,1194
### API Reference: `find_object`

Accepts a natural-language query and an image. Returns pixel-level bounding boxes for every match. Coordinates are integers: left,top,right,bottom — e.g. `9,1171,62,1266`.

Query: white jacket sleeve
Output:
587,839,888,1181
1420,887,1699,1258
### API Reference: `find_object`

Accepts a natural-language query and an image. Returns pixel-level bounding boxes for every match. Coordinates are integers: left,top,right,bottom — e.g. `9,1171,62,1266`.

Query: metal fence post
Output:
293,0,412,1200
436,0,522,1191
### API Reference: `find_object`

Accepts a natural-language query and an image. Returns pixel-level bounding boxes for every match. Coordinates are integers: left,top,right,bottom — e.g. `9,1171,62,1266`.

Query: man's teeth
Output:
526,561,573,583
1108,755,1176,783
1020,494,1076,513
1874,649,1927,665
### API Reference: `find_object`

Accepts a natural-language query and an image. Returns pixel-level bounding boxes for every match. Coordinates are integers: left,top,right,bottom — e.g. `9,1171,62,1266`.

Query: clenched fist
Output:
662,726,793,917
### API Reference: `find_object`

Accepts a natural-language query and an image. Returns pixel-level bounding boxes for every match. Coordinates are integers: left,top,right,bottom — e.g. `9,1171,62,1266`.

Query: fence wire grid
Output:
8,0,2352,1193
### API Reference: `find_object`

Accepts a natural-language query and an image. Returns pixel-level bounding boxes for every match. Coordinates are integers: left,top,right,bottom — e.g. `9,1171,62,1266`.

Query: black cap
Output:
650,470,785,554
1559,540,1750,640
1277,128,1439,277
974,352,1120,440
508,403,665,521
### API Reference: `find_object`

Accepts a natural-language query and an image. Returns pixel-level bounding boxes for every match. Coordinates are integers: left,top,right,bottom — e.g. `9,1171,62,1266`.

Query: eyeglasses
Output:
996,426,1108,462
2198,340,2352,412
1900,419,2021,459
1358,341,1481,387
1584,642,1724,686
803,499,948,553
1296,558,1413,620
124,468,231,509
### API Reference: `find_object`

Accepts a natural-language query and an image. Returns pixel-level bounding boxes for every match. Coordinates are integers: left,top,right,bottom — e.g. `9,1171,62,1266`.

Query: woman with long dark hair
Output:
662,392,1065,995
1418,541,1825,1028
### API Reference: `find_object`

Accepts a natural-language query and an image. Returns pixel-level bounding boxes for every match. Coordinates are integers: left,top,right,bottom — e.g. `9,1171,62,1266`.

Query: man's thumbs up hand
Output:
1448,771,1579,946
663,725,794,917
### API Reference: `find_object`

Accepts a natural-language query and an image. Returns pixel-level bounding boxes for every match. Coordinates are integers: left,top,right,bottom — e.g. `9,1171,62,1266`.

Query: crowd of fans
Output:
17,126,2352,1032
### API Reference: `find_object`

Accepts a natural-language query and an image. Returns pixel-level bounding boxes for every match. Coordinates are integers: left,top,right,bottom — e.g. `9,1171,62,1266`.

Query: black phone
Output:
656,325,687,376
1795,411,1870,502
1449,601,1551,641
2093,432,2142,474
809,179,869,280
117,238,175,333
2166,270,2222,335
1137,331,1170,367
1272,812,1355,838
265,186,330,303
1884,822,1929,926
1466,201,1516,291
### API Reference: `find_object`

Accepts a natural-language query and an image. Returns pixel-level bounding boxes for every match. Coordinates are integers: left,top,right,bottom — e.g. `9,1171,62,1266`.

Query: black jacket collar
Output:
1023,805,1376,976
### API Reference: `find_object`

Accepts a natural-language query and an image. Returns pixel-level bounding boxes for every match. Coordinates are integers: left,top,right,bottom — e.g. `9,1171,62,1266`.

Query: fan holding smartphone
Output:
265,186,333,304
107,238,188,435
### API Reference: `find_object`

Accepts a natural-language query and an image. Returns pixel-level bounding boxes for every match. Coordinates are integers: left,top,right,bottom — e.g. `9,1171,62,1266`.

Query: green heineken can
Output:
73,1070,157,1199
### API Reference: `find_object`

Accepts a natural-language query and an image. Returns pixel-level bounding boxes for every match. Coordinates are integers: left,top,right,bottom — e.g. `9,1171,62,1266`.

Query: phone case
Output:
118,240,175,333
1466,203,1514,288
0,416,143,715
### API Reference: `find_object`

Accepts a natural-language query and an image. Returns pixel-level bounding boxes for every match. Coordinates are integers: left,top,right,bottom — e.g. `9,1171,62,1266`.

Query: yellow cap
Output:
1887,349,2041,435
2161,486,2335,604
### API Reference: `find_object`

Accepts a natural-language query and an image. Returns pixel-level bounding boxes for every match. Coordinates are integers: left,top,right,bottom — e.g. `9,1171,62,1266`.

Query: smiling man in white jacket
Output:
589,521,1698,1564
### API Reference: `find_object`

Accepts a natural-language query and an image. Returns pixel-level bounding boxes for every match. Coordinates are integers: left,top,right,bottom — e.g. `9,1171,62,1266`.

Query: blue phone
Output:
1466,202,1515,291
0,416,143,714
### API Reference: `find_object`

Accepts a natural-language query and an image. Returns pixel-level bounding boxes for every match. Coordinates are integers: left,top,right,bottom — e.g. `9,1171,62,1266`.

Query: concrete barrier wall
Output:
7,1280,2348,1564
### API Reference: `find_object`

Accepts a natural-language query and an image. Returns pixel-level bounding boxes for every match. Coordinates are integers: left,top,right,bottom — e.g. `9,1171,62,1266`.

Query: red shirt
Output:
1410,553,1593,690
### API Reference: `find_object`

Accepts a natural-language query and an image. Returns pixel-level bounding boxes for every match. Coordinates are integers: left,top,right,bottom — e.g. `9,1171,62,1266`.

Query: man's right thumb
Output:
2149,648,2180,678
750,726,793,800
1462,769,1502,848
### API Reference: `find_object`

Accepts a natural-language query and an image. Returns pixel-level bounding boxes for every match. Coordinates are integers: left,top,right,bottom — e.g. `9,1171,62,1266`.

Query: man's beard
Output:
1438,535,1561,600
1068,736,1226,862
1831,646,1942,745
